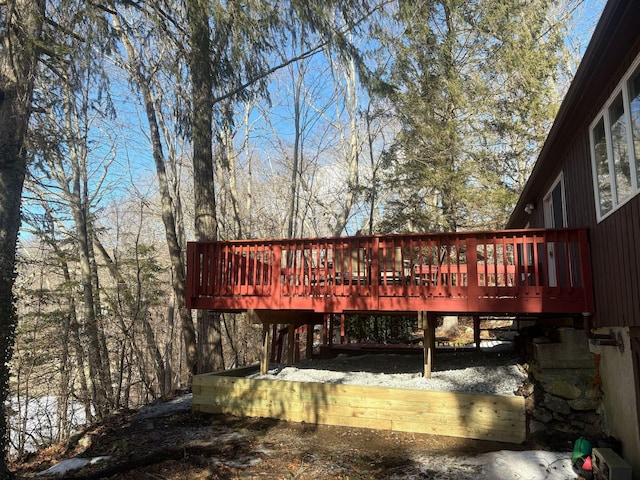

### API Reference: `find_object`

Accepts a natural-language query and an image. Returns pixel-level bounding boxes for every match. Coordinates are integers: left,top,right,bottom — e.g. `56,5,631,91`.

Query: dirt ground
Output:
14,402,566,480
13,321,575,479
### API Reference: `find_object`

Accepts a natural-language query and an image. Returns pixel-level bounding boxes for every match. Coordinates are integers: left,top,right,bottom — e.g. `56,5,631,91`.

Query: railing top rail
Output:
187,228,588,247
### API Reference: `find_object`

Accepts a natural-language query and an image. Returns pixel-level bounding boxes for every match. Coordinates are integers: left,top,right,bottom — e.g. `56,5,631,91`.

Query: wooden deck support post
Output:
473,315,481,351
306,324,314,359
287,324,295,365
270,323,278,363
419,311,436,378
322,314,329,346
294,328,301,363
328,314,334,346
260,322,270,375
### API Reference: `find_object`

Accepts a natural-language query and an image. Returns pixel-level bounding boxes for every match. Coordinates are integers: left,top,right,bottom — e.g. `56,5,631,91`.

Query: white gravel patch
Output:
251,342,527,396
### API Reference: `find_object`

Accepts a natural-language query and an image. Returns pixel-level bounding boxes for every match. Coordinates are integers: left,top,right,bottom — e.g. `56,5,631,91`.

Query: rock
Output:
571,420,586,430
77,434,93,452
568,398,600,411
514,382,534,396
553,412,566,421
532,409,553,423
545,380,582,400
585,385,602,400
554,423,578,434
529,420,547,434
533,336,552,344
544,395,571,415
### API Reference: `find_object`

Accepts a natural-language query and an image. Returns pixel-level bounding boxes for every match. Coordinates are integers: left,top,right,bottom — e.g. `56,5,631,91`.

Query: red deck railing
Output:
186,228,594,315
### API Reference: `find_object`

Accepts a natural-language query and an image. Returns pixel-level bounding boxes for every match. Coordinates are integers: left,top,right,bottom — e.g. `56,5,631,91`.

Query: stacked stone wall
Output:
516,326,605,443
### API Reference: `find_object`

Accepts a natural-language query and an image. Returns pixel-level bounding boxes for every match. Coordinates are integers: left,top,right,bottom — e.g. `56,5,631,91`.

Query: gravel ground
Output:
252,341,527,396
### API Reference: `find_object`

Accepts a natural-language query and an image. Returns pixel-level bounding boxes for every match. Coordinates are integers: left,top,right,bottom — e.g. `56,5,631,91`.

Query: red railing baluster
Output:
185,229,594,316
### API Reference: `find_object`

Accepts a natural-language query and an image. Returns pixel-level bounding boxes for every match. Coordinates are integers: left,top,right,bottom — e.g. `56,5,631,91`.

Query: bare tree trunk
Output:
93,232,167,398
88,228,113,398
113,15,198,377
440,1,460,232
45,223,93,421
164,306,174,394
197,310,225,373
332,55,359,237
50,241,87,434
0,0,45,473
287,59,304,240
60,260,92,423
219,101,243,238
244,104,253,238
364,105,378,235
64,87,112,418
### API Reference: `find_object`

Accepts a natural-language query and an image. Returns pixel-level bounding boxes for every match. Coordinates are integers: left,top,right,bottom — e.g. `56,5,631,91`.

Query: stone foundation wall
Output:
516,327,604,441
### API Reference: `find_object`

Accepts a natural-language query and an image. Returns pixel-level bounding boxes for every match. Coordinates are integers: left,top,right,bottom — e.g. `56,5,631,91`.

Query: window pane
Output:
609,93,632,203
629,67,640,184
593,118,612,216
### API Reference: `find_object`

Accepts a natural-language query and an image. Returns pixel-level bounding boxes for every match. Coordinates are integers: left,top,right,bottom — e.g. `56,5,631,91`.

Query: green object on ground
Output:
572,436,592,462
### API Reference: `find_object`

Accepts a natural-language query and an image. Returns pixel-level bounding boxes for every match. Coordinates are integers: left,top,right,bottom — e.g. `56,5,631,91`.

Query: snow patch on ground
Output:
134,393,192,420
35,456,110,476
386,451,575,480
473,450,575,480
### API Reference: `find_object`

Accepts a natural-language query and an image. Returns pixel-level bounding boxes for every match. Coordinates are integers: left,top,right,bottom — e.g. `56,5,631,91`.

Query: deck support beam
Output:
250,309,324,368
260,322,270,375
419,311,436,378
474,315,481,351
306,324,314,359
287,324,295,365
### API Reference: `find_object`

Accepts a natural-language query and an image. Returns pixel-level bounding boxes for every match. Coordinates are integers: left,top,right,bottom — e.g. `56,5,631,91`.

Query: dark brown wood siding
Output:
526,46,640,329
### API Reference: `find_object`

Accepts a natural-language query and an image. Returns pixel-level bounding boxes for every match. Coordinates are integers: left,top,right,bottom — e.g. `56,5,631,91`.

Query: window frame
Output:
589,52,640,223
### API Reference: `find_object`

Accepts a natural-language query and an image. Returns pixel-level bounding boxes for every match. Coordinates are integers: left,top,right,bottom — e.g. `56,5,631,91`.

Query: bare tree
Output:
328,50,361,236
110,9,198,378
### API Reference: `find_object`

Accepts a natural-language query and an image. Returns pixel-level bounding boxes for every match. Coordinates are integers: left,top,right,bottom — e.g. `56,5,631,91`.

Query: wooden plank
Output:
194,381,524,414
192,378,526,414
192,375,525,444
195,392,524,425
194,395,522,428
194,395,524,428
194,375,525,407
193,396,524,443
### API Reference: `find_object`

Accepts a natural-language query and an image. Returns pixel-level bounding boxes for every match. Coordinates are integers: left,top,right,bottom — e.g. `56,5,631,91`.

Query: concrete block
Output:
533,328,593,369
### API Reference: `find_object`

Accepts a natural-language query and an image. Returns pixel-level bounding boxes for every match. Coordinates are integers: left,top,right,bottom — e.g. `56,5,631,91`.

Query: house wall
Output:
519,36,640,477
590,326,640,478
525,54,640,331
527,130,640,479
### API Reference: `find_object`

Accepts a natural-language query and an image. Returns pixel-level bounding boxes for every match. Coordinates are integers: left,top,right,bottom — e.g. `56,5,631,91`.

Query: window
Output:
590,57,640,221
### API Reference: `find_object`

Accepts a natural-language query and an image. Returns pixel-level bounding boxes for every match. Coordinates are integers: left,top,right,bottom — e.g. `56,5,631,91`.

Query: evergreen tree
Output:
0,0,45,475
379,0,570,232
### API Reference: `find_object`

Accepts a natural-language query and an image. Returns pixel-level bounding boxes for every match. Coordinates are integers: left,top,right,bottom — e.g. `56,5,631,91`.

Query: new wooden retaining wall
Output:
192,366,526,444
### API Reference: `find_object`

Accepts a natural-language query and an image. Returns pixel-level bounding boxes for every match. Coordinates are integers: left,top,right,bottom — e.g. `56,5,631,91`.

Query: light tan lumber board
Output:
191,375,527,444
195,386,523,425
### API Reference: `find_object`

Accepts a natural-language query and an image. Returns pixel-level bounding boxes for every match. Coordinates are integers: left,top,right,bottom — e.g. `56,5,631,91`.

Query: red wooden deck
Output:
186,228,594,316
